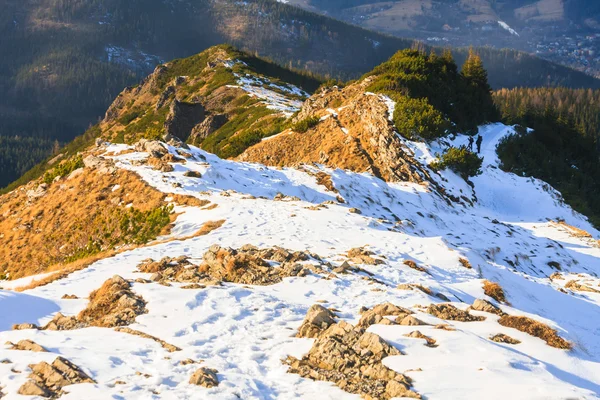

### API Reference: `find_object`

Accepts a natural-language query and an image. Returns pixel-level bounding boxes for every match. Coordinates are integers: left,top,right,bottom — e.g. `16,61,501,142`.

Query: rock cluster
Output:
199,245,322,285
138,245,324,286
15,276,146,331
18,357,94,398
357,302,416,328
287,304,420,399
427,303,486,322
346,247,384,266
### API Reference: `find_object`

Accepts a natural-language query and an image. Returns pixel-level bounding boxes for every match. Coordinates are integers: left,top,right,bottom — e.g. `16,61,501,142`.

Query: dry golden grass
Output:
483,280,506,303
14,252,115,292
498,315,571,349
196,220,226,235
459,257,472,269
0,168,168,280
170,194,210,208
553,220,594,239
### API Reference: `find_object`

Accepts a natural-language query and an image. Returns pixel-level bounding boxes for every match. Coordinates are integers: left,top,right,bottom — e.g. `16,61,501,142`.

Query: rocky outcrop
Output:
18,357,94,398
189,367,219,388
163,100,206,142
18,276,147,331
137,245,324,286
296,304,337,338
357,302,413,328
189,114,228,144
199,245,322,285
287,308,420,400
239,79,430,185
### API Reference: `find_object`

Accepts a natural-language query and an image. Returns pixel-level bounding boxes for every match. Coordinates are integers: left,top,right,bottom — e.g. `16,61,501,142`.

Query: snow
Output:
498,21,520,36
1,121,600,399
225,69,309,117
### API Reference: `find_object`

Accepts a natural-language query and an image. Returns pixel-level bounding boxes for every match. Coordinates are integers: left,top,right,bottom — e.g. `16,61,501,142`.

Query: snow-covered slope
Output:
1,123,600,399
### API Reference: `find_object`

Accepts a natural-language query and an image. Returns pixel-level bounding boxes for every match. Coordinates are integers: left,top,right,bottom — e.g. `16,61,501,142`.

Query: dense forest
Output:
493,88,600,227
494,87,600,148
2,0,600,189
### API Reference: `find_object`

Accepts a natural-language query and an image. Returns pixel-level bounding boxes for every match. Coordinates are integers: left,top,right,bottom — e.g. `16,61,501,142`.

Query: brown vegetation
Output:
115,327,181,352
498,315,571,349
490,333,521,345
0,167,170,280
483,280,507,303
15,276,146,330
403,260,428,273
458,257,472,269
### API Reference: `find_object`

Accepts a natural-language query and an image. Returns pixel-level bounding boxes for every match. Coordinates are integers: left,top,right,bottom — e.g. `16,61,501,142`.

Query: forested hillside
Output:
2,0,600,189
493,87,600,226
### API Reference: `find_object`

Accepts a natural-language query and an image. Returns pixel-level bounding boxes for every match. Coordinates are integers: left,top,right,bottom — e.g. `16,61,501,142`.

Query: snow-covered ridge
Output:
1,123,600,399
223,60,309,117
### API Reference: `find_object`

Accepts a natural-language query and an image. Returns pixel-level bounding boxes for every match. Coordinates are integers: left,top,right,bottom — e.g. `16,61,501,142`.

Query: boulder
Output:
189,367,219,388
470,299,503,315
297,304,336,338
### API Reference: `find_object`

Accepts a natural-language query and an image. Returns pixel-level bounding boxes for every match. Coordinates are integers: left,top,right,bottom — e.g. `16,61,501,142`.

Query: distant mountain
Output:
286,0,600,75
2,0,600,189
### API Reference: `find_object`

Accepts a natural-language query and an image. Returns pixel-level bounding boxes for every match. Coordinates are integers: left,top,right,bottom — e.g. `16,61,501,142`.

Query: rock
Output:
156,85,176,110
297,304,336,338
189,114,228,143
12,323,39,331
61,294,78,300
26,184,47,201
6,339,47,352
17,381,51,397
333,260,352,274
427,303,486,322
19,356,95,398
398,315,427,326
163,100,206,142
490,333,521,345
184,170,202,178
349,208,362,214
43,313,81,331
135,140,167,158
346,247,384,265
189,367,219,388
470,299,503,315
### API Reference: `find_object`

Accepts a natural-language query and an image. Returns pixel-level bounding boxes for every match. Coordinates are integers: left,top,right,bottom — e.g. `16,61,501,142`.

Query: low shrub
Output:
292,116,320,133
483,280,506,303
498,315,571,349
430,146,483,179
393,95,449,141
43,155,84,184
